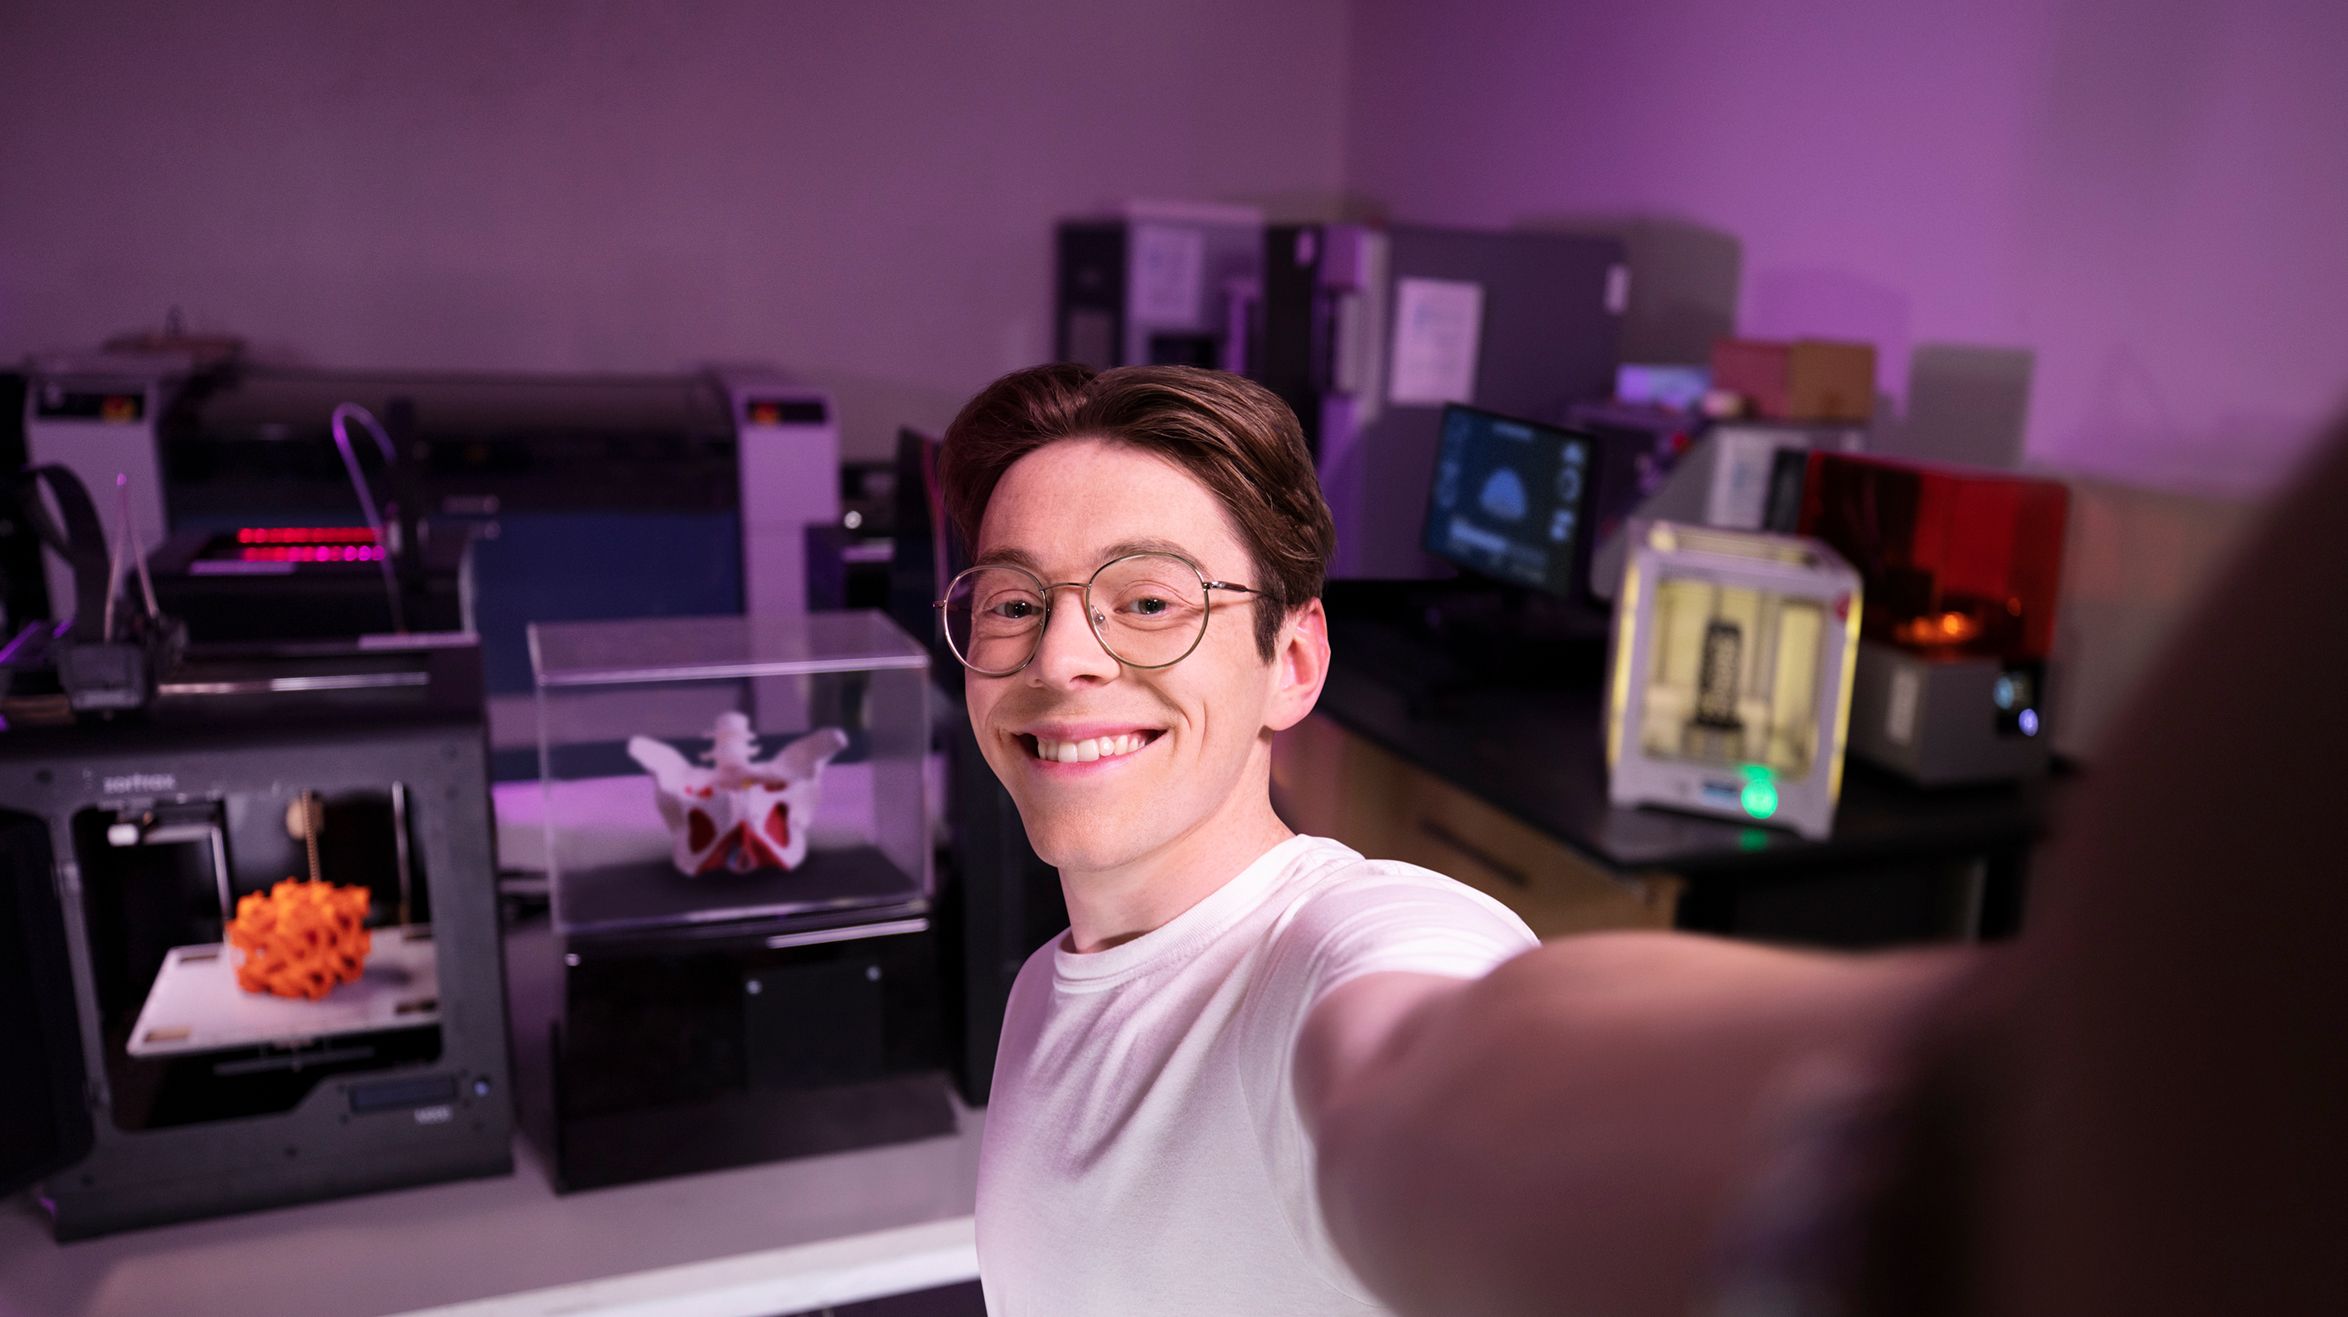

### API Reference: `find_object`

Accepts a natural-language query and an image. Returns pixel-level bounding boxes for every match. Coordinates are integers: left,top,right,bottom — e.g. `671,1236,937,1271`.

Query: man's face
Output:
964,438,1281,876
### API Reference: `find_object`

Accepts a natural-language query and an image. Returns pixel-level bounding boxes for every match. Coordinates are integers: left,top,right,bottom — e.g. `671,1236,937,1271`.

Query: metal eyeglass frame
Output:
934,551,1261,676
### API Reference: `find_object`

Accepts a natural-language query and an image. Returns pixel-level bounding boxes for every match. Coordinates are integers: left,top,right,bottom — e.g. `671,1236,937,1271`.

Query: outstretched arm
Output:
1303,419,2348,1317
1298,935,1968,1317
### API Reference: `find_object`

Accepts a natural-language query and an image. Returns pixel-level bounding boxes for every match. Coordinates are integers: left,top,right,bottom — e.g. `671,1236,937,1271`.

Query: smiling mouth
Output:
1023,731,1162,764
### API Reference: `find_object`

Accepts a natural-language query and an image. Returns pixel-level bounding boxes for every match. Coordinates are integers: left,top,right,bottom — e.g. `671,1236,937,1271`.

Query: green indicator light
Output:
1739,765,1779,820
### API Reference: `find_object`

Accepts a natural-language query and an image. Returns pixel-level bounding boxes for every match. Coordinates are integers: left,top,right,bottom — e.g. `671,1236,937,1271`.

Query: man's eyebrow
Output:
969,545,1044,573
1098,537,1203,565
967,538,1206,576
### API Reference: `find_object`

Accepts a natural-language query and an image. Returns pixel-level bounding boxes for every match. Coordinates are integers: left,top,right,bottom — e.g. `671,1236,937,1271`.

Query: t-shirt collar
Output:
1051,834,1320,991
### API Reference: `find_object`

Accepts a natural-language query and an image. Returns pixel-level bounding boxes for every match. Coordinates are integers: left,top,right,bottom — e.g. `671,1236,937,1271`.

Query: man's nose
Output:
1029,583,1119,686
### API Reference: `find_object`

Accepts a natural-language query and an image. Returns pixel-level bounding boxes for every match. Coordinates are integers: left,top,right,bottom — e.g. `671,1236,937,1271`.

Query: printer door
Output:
0,811,93,1194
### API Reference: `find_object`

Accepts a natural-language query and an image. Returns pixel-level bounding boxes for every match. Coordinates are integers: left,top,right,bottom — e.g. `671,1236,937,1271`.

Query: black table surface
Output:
1317,608,2057,881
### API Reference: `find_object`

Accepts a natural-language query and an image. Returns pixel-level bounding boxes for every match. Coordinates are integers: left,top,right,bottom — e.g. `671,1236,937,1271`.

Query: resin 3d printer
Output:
1799,452,2069,786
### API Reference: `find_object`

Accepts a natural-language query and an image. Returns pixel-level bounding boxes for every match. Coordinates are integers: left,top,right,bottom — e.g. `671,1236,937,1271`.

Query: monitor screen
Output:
1422,405,1594,596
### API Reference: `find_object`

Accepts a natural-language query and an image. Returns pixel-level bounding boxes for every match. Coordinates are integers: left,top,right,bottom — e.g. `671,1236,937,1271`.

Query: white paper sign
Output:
1388,277,1485,406
1131,224,1206,323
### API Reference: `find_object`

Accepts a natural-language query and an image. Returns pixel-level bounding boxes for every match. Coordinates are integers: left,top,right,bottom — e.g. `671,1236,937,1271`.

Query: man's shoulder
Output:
1269,838,1538,956
1276,836,1517,917
1010,932,1061,987
1001,934,1064,1019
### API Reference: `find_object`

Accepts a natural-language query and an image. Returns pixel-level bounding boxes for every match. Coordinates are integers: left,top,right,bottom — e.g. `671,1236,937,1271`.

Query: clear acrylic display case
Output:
529,612,931,938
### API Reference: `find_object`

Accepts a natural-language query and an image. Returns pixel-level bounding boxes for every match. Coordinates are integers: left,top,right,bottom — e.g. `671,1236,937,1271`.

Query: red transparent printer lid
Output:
1798,453,2069,662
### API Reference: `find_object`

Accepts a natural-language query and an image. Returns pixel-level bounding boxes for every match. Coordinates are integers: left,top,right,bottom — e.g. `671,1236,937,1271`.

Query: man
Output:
938,363,1537,1314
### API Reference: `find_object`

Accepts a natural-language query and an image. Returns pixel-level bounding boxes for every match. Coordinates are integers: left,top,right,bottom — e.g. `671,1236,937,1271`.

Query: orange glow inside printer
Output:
1799,454,2068,664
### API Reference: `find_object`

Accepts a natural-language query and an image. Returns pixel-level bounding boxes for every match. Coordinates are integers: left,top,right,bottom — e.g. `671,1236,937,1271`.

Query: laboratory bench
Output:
1275,591,2062,948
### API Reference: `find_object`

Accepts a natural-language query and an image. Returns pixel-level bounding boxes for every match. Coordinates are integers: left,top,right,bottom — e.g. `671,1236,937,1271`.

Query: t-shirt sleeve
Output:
1272,860,1540,1008
1236,857,1539,1302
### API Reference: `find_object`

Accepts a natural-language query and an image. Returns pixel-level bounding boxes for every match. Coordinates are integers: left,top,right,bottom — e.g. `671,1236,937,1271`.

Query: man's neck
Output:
1057,778,1294,955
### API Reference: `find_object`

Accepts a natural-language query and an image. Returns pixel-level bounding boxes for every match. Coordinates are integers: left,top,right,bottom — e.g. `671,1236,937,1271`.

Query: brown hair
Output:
937,363,1336,660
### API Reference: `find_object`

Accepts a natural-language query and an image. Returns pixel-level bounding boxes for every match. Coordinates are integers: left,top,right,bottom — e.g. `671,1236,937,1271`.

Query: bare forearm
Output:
1314,932,1972,1317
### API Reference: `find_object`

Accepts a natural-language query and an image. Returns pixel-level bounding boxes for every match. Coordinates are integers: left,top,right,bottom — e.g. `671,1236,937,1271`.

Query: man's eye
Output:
1124,596,1170,616
987,599,1041,620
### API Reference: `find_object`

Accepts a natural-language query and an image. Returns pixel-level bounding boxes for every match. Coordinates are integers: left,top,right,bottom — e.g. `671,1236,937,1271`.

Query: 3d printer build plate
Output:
125,925,441,1057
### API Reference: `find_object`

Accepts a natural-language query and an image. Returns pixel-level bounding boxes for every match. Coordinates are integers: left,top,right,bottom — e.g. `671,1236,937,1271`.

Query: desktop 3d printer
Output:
0,467,511,1238
1605,522,1863,839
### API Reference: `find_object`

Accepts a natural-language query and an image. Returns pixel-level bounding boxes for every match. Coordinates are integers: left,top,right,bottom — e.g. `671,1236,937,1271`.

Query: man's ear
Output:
1264,598,1330,734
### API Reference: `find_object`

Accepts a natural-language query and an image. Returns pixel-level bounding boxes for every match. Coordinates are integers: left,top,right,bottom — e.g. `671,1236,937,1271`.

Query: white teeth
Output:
1032,733,1152,763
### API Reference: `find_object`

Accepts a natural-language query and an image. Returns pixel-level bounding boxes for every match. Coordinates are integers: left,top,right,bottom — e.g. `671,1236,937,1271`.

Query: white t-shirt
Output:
975,833,1539,1316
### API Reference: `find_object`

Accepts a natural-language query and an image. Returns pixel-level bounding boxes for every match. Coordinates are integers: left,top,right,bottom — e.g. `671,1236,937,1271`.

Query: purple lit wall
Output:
1343,0,2348,496
7,4,2339,492
0,0,1350,459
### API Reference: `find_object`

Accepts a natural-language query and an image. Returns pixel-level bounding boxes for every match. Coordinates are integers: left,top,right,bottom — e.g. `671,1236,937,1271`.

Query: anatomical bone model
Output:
627,713,849,876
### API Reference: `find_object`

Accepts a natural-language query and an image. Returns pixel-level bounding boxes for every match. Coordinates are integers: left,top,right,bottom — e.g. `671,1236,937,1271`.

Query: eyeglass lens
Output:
942,553,1211,673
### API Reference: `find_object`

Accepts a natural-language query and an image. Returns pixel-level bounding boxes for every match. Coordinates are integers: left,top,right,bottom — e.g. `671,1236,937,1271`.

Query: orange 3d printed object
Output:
227,879,373,1000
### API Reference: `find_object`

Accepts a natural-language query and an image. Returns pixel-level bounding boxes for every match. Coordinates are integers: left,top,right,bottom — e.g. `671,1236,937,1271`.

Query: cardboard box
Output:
1710,338,1877,422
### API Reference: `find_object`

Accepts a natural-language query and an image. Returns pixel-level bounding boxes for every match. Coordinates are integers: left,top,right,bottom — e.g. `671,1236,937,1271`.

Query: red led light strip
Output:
234,526,379,546
238,546,387,563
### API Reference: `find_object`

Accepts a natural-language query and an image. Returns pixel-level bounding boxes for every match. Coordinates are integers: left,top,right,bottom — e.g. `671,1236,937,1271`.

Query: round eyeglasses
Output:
935,552,1261,676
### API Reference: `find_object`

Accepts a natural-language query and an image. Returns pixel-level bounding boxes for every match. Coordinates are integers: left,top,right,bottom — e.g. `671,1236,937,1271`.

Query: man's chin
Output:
1018,818,1150,877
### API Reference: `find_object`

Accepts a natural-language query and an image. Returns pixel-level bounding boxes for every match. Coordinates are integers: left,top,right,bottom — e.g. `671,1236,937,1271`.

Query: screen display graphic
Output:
1422,405,1594,596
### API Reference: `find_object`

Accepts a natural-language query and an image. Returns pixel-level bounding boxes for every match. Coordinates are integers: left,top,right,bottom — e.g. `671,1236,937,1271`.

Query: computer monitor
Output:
1421,404,1595,597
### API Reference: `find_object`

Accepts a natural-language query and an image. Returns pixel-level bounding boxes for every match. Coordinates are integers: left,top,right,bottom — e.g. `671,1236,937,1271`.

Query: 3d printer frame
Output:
1606,522,1863,840
0,644,513,1239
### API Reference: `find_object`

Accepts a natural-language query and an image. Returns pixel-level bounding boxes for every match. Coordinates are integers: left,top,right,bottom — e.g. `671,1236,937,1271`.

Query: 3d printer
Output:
55,360,842,764
0,637,513,1238
1798,452,2069,785
1606,522,1862,839
0,467,510,1238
